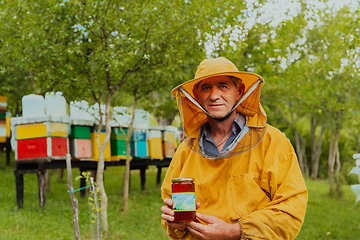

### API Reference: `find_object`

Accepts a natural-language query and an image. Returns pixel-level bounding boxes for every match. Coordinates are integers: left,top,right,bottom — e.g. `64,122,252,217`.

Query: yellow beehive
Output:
147,127,163,160
0,123,5,143
16,122,68,140
6,115,11,137
90,132,111,161
0,96,7,102
0,96,7,110
163,132,174,142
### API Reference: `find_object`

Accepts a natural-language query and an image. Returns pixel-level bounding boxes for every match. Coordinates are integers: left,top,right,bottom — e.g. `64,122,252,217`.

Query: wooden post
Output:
6,143,11,165
38,171,46,208
140,167,146,191
66,154,81,240
15,172,24,209
156,165,162,186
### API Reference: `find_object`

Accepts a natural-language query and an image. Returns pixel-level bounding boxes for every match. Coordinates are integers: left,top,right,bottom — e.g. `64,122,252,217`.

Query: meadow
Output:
1,152,360,240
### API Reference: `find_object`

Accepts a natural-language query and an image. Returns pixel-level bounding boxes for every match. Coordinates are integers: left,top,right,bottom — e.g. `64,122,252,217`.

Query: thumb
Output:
195,212,219,224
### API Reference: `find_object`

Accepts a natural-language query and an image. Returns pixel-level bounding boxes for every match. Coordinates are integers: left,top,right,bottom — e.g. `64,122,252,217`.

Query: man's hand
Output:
161,198,202,231
160,198,187,230
185,212,241,240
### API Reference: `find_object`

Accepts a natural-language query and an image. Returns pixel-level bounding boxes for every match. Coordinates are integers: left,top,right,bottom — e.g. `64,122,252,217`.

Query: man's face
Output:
193,76,242,119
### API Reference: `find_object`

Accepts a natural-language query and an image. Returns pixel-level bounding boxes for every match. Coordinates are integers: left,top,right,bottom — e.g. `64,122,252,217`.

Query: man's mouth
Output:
209,104,223,107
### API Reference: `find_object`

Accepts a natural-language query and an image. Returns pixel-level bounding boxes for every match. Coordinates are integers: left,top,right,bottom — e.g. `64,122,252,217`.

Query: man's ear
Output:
237,83,245,101
193,88,198,100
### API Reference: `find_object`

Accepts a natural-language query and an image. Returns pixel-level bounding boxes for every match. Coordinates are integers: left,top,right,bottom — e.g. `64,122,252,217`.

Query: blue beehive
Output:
130,128,148,158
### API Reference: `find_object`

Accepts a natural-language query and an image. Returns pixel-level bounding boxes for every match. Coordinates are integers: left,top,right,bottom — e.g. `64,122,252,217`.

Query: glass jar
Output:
171,178,196,222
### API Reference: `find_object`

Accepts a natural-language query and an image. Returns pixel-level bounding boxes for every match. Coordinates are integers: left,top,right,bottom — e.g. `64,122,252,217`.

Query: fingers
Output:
185,221,205,239
161,206,175,221
168,221,187,231
161,198,187,231
196,202,201,209
163,198,173,207
195,212,218,224
161,198,175,222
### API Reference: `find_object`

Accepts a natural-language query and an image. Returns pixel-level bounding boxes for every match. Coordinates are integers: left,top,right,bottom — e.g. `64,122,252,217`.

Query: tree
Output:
217,0,310,175
1,0,254,235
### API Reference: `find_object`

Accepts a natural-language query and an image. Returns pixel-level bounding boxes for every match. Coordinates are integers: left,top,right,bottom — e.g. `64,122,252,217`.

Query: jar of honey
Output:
171,178,196,222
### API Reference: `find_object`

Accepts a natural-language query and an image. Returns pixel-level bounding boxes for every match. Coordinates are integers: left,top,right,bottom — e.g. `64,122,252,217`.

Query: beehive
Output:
14,119,70,160
110,127,129,161
147,126,163,160
70,138,92,159
69,123,93,159
16,122,68,139
16,137,68,160
90,127,111,161
0,96,7,143
6,113,11,138
130,128,148,158
162,126,177,158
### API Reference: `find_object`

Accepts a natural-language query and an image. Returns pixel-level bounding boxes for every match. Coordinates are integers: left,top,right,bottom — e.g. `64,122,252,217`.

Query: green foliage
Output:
0,70,33,116
1,0,360,221
0,0,249,104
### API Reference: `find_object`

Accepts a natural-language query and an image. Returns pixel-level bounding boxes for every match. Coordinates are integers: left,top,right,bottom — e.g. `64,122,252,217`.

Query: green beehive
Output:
110,127,128,159
110,138,127,156
69,125,91,139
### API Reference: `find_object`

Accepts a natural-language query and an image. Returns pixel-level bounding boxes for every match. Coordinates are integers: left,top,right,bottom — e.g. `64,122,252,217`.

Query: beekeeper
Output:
160,57,308,240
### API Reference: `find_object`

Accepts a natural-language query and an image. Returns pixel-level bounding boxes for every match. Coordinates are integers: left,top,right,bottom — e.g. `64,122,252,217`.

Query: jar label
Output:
172,192,195,211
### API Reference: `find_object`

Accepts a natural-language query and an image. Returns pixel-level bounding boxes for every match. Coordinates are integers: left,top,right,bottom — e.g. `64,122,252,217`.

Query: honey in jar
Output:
171,178,196,222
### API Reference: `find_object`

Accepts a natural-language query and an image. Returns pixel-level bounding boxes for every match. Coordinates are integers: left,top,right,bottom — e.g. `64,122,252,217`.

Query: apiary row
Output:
8,93,181,161
11,116,180,161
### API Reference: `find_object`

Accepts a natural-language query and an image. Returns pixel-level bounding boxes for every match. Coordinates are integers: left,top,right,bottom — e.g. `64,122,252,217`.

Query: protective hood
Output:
172,57,267,139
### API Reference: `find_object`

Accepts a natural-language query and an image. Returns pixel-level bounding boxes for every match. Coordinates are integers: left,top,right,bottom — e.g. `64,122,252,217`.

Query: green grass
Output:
1,151,360,239
296,178,360,239
0,153,169,240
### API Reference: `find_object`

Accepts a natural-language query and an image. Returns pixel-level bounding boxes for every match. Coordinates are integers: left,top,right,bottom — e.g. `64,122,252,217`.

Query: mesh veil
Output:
175,79,266,160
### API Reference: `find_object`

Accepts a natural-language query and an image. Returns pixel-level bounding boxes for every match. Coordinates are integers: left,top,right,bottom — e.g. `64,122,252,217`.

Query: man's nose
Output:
209,87,221,100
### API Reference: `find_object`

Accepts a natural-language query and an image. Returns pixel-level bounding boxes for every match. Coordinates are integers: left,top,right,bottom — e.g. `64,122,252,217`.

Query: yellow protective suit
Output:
161,57,308,239
161,123,307,239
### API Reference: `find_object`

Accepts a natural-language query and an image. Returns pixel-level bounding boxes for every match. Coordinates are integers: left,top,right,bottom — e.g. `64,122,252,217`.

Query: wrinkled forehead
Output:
194,75,238,90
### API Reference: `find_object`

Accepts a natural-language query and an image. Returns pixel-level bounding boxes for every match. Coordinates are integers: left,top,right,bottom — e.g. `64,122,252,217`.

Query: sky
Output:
261,0,359,26
205,0,359,56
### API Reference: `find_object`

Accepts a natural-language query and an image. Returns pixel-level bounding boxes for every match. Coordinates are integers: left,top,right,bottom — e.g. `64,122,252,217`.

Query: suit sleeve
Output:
239,152,308,240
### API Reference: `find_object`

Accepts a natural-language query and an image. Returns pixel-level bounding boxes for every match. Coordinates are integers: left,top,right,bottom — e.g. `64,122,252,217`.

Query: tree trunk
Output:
328,128,339,195
29,70,40,94
328,135,335,194
96,97,112,235
157,116,164,126
66,154,81,240
289,108,306,176
294,128,305,174
123,100,137,212
335,142,341,198
310,117,325,180
300,135,309,176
